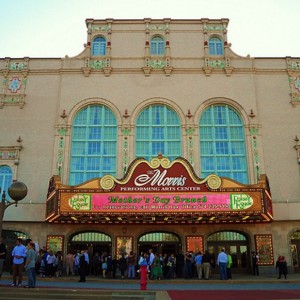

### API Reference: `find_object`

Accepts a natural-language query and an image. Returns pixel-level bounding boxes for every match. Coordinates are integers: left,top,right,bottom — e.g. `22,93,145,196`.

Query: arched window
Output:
135,105,181,161
150,36,165,55
207,231,247,241
92,36,107,56
209,37,224,55
69,105,117,185
0,165,12,199
71,232,111,242
139,232,180,242
199,104,248,184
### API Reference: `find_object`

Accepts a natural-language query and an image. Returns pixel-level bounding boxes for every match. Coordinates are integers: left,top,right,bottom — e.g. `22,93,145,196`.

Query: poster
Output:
254,234,274,265
46,235,64,253
186,236,204,253
116,236,133,258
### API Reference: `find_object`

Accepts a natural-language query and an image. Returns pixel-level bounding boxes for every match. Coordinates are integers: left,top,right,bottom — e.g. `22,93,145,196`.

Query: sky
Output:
0,0,299,58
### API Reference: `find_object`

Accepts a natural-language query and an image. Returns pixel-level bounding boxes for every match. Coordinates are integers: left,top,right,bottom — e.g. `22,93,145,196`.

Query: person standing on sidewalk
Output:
217,248,228,280
0,237,7,280
118,253,127,279
184,251,193,279
148,249,155,279
11,238,27,287
65,251,74,275
127,251,136,279
195,251,203,280
252,251,259,276
78,249,89,282
276,256,288,279
24,242,37,288
227,252,233,279
202,250,211,280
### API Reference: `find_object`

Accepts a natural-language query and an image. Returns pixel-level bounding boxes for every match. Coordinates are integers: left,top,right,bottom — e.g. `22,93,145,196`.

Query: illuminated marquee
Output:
46,156,273,223
62,192,257,213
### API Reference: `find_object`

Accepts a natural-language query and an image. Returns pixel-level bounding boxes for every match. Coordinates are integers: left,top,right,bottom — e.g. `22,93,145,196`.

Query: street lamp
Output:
0,181,28,236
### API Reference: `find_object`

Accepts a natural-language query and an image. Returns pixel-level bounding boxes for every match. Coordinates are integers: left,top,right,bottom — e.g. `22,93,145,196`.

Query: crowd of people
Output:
0,237,290,288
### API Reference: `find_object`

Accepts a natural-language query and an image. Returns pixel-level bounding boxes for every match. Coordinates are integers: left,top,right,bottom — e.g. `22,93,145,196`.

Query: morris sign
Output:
46,156,273,223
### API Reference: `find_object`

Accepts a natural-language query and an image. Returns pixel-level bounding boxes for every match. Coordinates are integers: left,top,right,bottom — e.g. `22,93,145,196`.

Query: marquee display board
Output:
46,156,273,224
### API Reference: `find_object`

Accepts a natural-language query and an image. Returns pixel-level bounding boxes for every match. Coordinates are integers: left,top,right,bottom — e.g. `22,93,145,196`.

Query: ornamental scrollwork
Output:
150,59,165,69
209,60,225,69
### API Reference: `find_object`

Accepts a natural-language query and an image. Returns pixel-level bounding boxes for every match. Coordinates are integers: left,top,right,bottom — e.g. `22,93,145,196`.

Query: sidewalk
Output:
1,272,300,290
1,273,300,300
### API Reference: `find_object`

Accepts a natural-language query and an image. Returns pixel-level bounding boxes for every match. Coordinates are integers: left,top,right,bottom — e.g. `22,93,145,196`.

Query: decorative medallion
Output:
9,61,28,70
287,60,300,70
90,60,105,69
8,77,22,93
206,174,222,189
91,25,110,31
100,175,115,190
148,24,167,31
204,25,225,31
209,60,225,69
294,77,300,92
150,59,165,69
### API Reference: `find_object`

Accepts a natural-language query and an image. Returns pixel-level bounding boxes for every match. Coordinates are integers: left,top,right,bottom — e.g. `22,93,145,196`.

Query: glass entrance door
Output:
207,231,250,274
208,243,249,274
291,241,300,272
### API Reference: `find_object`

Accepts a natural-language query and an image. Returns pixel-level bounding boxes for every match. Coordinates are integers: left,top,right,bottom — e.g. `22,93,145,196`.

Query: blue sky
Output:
0,0,299,58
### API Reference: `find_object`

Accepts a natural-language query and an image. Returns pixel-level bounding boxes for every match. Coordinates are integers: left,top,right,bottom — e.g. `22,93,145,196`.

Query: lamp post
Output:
0,181,28,236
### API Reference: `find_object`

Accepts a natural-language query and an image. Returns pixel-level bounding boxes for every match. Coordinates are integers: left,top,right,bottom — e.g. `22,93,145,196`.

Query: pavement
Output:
1,272,300,300
1,272,300,289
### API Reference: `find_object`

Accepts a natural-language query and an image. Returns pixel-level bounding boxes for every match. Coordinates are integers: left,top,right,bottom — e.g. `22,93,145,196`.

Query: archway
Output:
137,231,182,256
68,231,112,256
290,230,300,273
207,231,250,274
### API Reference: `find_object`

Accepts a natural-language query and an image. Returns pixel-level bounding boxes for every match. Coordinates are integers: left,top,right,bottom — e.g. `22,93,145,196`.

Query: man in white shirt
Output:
217,248,228,280
148,249,155,279
11,238,26,286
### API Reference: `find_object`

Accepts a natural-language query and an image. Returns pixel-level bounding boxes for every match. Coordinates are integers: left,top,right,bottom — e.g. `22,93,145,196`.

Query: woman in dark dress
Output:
276,256,287,279
118,254,127,279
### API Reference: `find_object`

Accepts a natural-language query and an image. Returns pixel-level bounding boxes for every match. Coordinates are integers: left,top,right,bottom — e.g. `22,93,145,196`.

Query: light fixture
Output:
123,109,129,118
249,109,256,118
60,109,67,119
186,109,193,119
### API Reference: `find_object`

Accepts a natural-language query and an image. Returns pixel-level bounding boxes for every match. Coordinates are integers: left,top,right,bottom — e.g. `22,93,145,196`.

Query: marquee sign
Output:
61,192,260,213
45,155,273,224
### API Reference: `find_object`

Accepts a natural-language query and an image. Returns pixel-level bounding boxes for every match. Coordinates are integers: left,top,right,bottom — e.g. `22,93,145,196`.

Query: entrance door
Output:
290,230,300,273
291,239,300,272
207,231,250,274
208,243,249,274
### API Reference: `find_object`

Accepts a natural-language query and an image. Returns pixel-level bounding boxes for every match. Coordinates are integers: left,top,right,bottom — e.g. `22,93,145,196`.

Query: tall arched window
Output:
199,104,248,184
209,37,224,55
0,165,12,199
92,36,107,56
69,105,117,185
150,36,165,55
135,105,181,161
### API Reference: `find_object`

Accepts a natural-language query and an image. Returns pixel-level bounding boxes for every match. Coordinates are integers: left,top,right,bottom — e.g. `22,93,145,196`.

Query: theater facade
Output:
45,155,274,273
1,18,300,274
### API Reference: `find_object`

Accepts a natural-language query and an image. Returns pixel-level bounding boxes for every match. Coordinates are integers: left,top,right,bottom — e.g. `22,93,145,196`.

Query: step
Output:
0,287,157,300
